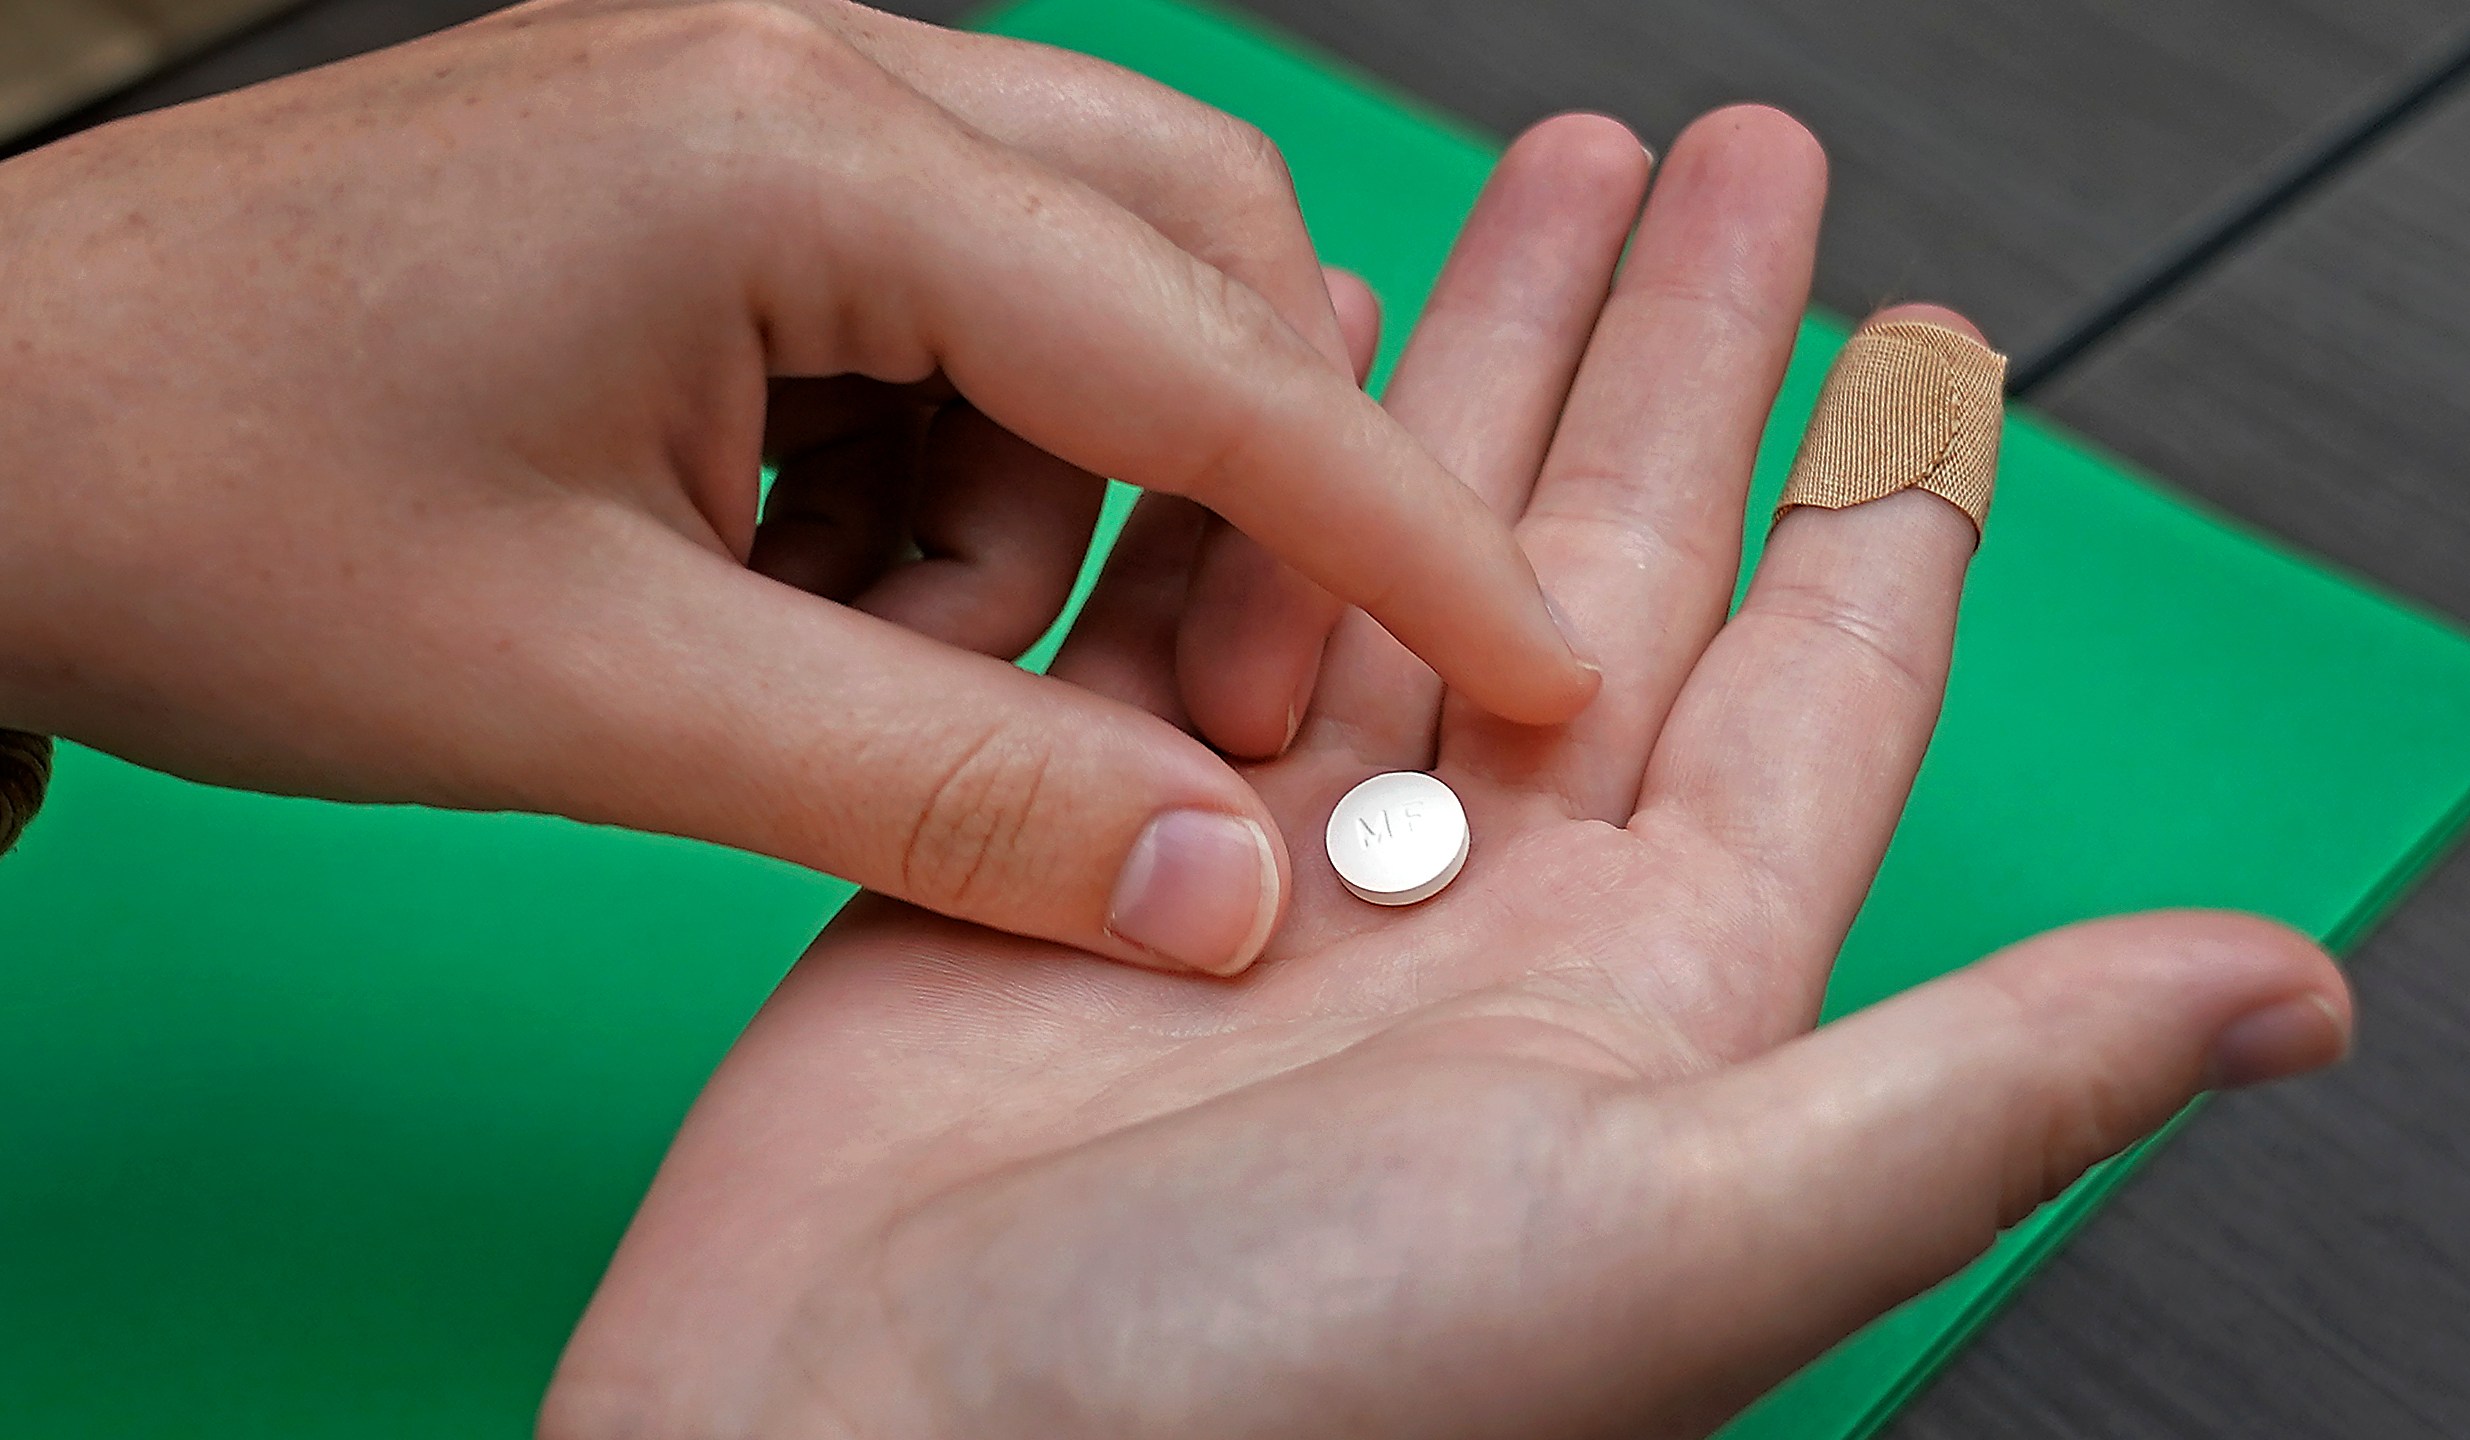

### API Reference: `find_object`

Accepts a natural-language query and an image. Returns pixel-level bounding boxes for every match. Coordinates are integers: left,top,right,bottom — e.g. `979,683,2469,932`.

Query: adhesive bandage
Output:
1777,320,2007,533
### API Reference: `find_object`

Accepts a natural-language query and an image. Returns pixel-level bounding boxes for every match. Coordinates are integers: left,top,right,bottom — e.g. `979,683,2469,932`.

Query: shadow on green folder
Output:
7,0,2470,1434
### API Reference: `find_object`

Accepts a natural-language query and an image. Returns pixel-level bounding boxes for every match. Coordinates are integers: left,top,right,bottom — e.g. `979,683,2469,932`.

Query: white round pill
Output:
1324,771,1470,906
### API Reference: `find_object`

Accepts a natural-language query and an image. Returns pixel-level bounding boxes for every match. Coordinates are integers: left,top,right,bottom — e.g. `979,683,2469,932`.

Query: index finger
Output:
809,11,1362,754
751,78,1599,728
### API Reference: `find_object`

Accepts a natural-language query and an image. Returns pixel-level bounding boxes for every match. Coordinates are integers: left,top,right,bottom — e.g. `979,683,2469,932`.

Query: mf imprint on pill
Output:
1324,771,1470,906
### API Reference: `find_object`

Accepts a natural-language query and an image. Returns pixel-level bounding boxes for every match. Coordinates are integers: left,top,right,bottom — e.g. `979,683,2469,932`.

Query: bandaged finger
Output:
1776,320,2007,534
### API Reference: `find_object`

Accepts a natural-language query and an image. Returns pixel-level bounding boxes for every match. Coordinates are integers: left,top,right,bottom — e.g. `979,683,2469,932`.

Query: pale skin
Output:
0,4,2359,1427
0,0,1598,980
541,111,2355,1439
0,0,2363,1430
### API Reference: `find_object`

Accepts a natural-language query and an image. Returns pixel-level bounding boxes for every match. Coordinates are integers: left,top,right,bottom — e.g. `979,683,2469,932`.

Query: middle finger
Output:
1438,104,1829,824
1297,113,1651,767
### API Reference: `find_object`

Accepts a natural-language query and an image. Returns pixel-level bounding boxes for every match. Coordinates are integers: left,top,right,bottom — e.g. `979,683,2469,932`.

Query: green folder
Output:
6,0,2470,1433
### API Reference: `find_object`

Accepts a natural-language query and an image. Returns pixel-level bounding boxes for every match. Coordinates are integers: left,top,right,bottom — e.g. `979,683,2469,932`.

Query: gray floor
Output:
28,0,2470,1434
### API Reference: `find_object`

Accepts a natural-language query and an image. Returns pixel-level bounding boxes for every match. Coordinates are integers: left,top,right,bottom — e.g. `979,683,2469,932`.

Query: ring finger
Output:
1633,304,1994,1032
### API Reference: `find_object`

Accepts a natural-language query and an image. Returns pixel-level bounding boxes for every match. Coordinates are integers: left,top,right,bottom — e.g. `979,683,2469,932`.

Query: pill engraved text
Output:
1355,802,1427,847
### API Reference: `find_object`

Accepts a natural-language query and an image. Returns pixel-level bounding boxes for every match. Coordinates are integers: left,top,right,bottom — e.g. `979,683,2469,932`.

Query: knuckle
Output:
657,0,863,100
1215,115,1296,199
1153,108,1315,284
2002,1066,2141,1231
1192,257,1299,362
1608,268,1787,343
634,3,905,235
1751,578,1938,700
899,726,1058,909
1970,965,2155,1231
1520,499,1729,585
1149,268,1295,499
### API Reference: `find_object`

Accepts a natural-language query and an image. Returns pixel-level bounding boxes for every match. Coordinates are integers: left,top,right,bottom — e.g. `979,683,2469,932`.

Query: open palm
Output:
543,109,2348,1440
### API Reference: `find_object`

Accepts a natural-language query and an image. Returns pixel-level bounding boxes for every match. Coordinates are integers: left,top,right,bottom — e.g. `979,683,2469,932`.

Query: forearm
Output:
0,157,59,853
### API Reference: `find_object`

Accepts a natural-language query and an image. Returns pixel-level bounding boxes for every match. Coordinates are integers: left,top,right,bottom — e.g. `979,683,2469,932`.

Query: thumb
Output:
1644,912,2350,1428
468,531,1287,977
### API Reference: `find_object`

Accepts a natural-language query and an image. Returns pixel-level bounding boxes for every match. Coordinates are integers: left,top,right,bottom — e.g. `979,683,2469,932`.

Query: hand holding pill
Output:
0,0,1596,978
557,107,2347,1440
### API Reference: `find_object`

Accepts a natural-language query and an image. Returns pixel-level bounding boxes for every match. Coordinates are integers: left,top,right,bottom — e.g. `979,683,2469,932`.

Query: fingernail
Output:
1108,810,1279,977
2205,993,2350,1090
1543,591,1601,677
1539,591,1603,717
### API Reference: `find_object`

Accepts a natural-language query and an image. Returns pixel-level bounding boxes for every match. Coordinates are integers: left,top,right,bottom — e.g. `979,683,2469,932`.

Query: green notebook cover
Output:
5,0,2470,1434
